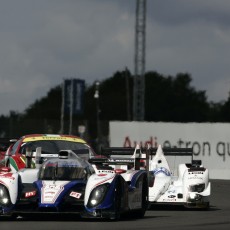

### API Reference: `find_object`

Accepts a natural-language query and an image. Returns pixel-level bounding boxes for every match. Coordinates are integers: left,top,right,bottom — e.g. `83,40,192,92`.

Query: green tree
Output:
145,72,210,122
24,86,62,119
0,69,229,140
219,93,230,122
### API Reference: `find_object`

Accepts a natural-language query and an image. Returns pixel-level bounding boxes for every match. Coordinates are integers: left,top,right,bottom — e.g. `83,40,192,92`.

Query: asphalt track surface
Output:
0,179,229,230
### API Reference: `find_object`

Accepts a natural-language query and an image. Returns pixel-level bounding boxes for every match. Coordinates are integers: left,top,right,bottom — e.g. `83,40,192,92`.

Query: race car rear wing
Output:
88,157,135,166
147,147,193,159
101,146,193,156
96,146,194,170
89,146,145,170
100,147,138,156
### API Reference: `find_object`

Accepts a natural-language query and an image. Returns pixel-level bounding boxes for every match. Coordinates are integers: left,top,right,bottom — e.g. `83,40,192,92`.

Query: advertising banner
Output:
72,79,85,115
63,79,71,114
109,121,230,179
63,79,85,115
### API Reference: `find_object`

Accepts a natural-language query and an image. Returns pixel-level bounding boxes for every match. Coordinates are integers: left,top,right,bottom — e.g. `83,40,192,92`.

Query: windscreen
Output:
18,140,94,157
38,161,88,181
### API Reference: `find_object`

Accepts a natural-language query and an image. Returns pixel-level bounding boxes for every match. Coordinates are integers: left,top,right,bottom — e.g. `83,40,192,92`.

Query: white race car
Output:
101,145,211,209
147,145,210,209
0,148,149,220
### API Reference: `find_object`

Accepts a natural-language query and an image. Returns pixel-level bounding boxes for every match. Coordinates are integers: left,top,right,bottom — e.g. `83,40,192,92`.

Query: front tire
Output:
110,180,122,220
133,175,149,218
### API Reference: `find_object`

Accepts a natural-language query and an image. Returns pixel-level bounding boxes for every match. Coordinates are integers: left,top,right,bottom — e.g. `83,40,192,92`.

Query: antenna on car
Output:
35,147,42,168
131,144,142,170
25,147,33,168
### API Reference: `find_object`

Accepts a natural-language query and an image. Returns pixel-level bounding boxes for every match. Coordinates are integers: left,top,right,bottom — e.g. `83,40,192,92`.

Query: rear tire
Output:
133,175,149,218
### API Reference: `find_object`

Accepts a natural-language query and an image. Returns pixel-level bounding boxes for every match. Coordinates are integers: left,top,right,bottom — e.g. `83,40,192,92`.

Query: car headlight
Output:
189,183,205,193
188,193,202,201
0,184,11,207
87,184,109,208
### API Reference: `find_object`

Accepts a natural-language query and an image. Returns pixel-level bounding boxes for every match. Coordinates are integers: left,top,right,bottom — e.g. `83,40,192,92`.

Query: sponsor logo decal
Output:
168,190,176,194
0,172,15,180
163,198,177,202
153,167,171,176
98,174,107,176
41,181,69,203
23,136,86,143
168,195,176,198
70,191,82,199
25,191,36,198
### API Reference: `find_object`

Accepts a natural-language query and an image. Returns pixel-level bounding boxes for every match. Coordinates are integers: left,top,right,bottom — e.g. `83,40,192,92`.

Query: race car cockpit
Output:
38,158,95,181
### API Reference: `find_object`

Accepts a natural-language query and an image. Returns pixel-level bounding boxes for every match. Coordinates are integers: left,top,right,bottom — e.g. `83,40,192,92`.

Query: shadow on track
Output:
0,213,157,222
148,204,220,212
